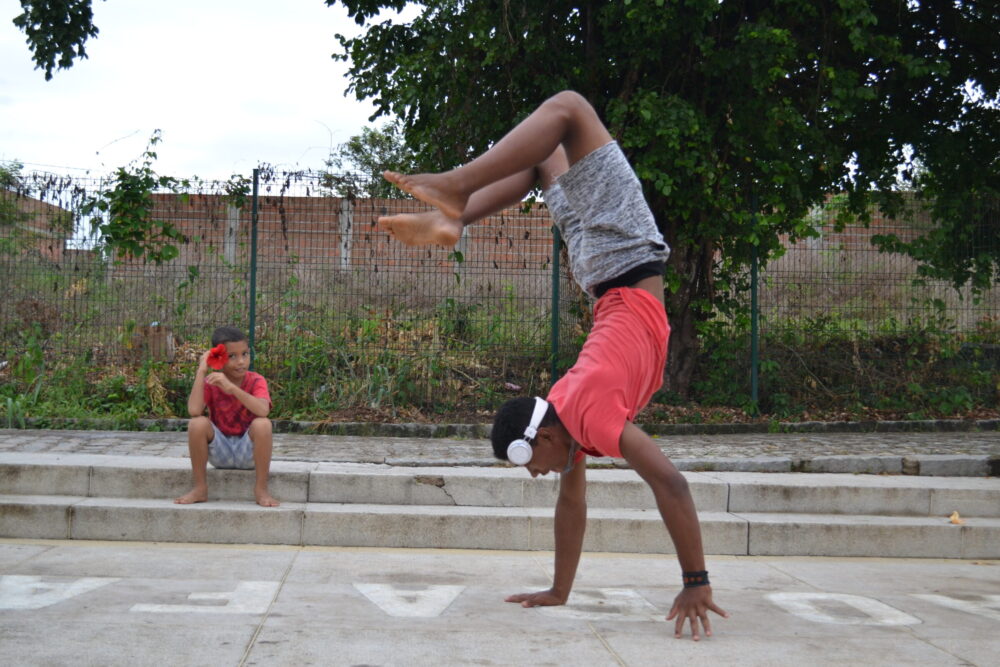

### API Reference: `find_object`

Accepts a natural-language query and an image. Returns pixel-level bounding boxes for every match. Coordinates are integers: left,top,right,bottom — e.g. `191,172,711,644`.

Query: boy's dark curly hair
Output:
490,396,559,460
211,325,247,346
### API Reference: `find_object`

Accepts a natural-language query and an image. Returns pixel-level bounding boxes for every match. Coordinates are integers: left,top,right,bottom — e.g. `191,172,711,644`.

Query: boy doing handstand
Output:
379,91,728,640
175,325,278,508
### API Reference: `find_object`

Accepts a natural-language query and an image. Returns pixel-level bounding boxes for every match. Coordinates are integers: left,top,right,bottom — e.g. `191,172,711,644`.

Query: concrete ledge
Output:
306,464,729,512
0,494,78,539
17,416,1000,437
302,504,531,550
88,457,315,504
301,505,747,554
803,456,903,475
0,453,315,503
567,509,746,556
903,455,991,477
927,482,1000,517
0,459,91,496
69,498,306,544
740,512,1000,559
726,475,930,516
716,471,1000,517
643,419,1000,436
581,471,729,512
3,493,1000,557
309,464,528,507
3,455,996,515
673,457,793,473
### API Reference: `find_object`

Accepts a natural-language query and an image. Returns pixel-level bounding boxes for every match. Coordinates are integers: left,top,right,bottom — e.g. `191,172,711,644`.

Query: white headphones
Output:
507,397,549,466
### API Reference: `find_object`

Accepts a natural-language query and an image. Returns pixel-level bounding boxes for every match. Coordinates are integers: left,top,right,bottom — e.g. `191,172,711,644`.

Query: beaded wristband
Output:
682,570,710,588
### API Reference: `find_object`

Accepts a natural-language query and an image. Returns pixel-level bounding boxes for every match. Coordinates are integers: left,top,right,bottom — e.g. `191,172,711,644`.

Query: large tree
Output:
331,0,999,394
13,1,1000,393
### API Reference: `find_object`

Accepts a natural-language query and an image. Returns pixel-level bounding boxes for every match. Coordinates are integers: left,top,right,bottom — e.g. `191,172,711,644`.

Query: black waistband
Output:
593,261,665,298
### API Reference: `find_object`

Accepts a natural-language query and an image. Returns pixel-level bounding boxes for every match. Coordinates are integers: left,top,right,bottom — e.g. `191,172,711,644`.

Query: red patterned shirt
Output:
204,371,271,436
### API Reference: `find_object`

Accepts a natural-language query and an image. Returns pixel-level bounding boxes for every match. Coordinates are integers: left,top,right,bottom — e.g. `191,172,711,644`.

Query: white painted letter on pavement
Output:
0,575,120,610
353,583,465,618
912,594,1000,622
130,581,279,614
767,592,921,626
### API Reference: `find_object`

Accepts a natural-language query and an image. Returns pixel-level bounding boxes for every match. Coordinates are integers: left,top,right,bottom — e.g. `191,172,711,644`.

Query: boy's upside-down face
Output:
524,424,575,477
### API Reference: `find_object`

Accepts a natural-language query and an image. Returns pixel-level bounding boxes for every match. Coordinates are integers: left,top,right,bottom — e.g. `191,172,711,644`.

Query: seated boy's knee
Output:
188,416,212,434
249,417,272,437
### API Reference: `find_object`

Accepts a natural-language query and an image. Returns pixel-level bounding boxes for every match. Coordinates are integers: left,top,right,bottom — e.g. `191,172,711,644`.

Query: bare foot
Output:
174,487,208,504
255,488,280,507
383,170,467,220
378,210,463,247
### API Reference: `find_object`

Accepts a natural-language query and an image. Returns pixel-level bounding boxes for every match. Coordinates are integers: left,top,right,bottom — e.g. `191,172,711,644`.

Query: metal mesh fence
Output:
750,194,1000,414
758,194,1000,336
1,169,577,414
2,169,998,416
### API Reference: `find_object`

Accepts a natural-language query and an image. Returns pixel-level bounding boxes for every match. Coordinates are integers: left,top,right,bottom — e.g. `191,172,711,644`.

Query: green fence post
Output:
749,188,760,412
750,242,759,411
551,225,561,386
249,168,259,370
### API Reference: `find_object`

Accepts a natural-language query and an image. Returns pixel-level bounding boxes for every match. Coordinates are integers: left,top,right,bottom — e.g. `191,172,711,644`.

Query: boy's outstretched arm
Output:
505,459,587,606
619,422,729,640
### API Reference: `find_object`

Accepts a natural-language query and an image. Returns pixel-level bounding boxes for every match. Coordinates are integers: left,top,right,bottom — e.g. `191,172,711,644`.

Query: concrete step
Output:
2,453,997,516
1,453,998,558
2,493,997,558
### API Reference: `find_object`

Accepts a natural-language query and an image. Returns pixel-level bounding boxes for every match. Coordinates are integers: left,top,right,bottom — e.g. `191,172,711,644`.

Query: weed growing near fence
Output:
0,300,563,427
5,304,1000,427
678,310,1000,422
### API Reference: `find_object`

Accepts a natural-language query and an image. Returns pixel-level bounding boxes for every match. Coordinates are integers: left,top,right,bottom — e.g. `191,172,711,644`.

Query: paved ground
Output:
1,428,998,472
2,428,999,663
1,538,998,666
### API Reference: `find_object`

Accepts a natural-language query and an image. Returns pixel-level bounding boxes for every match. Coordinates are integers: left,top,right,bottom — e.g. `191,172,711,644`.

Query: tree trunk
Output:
665,296,700,397
661,218,715,398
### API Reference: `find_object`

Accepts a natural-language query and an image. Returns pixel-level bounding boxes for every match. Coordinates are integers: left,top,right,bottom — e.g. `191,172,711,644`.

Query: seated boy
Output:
174,325,278,507
378,91,728,640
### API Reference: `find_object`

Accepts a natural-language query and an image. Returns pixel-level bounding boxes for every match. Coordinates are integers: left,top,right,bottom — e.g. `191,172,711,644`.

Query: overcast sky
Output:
1,1,407,180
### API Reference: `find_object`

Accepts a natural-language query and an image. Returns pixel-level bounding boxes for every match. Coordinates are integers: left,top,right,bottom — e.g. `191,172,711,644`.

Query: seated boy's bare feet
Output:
255,488,280,507
174,487,208,504
383,170,468,220
378,210,464,248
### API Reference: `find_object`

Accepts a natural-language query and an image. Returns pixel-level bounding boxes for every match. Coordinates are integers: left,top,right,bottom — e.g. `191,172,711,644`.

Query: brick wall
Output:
141,193,556,278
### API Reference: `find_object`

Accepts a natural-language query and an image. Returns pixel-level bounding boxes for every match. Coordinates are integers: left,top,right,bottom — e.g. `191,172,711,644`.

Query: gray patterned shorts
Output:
208,423,255,469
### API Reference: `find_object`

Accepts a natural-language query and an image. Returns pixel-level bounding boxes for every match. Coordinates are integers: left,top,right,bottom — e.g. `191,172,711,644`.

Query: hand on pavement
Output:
666,585,729,640
504,589,567,608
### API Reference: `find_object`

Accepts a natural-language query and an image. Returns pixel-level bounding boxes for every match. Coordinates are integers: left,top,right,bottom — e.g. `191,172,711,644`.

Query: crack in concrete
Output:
238,549,298,667
587,620,627,665
414,475,457,505
440,482,457,505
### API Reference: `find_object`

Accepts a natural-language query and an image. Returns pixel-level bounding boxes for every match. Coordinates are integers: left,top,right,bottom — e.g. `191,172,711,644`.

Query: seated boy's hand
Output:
666,585,728,641
505,588,567,608
204,373,237,394
197,350,211,373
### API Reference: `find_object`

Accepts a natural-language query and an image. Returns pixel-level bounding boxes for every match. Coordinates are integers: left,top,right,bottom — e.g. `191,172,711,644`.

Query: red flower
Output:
207,343,228,370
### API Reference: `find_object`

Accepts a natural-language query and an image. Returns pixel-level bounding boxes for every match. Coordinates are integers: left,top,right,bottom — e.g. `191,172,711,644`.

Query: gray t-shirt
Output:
544,142,669,297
